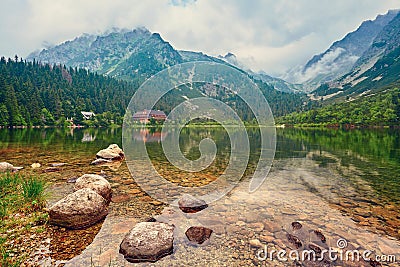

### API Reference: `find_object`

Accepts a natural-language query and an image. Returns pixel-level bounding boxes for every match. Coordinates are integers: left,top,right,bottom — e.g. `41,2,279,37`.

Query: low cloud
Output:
288,47,360,84
0,0,399,76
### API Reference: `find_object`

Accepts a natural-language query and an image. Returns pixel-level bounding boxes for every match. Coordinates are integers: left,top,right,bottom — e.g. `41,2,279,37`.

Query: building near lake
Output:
132,109,167,123
81,111,96,120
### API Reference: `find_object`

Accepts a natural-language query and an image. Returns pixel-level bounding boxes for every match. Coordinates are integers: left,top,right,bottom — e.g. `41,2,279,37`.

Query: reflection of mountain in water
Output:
82,132,96,142
133,128,167,143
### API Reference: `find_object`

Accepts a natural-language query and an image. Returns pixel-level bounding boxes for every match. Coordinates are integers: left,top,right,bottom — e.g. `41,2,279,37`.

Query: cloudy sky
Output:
1,0,399,75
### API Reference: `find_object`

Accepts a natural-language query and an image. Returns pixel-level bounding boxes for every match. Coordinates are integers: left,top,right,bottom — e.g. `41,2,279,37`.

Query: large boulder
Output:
49,188,108,229
74,174,112,203
96,144,124,160
120,222,174,263
178,194,208,213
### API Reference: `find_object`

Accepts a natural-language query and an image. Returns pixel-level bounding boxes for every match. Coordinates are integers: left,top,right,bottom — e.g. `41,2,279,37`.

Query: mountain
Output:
218,53,302,93
254,72,303,93
27,27,183,81
28,28,303,94
284,9,399,91
313,11,400,101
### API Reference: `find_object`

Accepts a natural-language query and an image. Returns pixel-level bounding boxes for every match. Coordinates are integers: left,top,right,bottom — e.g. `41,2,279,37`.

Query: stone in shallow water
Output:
50,162,67,167
292,221,303,230
67,177,78,183
0,162,22,172
42,167,60,173
49,188,108,229
111,194,131,203
185,226,213,245
119,222,174,263
31,163,41,168
308,243,322,255
74,174,112,203
312,230,326,243
249,239,263,248
178,194,208,213
96,144,124,160
0,162,14,172
286,233,302,249
90,158,112,165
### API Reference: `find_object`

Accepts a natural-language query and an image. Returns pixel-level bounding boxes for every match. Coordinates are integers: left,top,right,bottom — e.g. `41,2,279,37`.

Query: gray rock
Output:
67,177,78,183
50,163,66,167
74,174,112,203
96,144,124,160
120,222,174,263
0,162,22,172
90,158,112,165
49,188,108,229
42,167,60,173
178,194,208,213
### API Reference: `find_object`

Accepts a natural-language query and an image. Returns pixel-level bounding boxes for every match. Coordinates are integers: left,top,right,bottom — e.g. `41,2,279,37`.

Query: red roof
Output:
132,110,167,120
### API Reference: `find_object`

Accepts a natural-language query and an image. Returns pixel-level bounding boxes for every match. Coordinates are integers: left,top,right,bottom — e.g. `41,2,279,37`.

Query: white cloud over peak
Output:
0,0,399,76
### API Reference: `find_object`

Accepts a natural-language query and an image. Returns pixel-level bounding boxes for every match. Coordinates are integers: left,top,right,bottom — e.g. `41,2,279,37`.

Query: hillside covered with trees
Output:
279,86,400,127
0,57,309,127
0,56,138,127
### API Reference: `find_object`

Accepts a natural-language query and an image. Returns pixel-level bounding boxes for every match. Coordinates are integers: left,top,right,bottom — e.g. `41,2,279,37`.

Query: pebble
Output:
236,221,246,227
249,239,263,248
248,222,264,232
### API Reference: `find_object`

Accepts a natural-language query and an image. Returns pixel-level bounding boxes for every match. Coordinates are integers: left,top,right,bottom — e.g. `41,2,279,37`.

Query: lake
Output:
0,127,399,266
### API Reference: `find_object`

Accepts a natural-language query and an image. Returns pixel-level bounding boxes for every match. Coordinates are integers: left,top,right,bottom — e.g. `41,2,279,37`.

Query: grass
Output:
0,172,48,266
22,177,47,202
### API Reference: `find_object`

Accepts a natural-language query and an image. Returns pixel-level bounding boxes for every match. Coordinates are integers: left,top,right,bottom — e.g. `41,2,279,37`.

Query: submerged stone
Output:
286,233,302,249
31,163,41,168
90,158,112,165
42,167,60,173
185,226,213,245
178,194,208,213
292,221,303,230
313,230,326,243
50,162,67,167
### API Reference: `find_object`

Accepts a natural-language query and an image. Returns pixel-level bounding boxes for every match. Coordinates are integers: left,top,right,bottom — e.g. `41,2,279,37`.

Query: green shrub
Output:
0,201,6,218
0,173,21,197
22,177,46,203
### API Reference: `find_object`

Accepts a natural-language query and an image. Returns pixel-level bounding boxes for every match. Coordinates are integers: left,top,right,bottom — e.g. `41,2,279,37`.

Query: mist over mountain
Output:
313,11,400,101
283,9,399,92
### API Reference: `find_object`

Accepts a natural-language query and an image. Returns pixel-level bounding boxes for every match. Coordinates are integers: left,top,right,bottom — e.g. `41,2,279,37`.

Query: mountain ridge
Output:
283,9,399,91
312,11,400,102
27,28,301,93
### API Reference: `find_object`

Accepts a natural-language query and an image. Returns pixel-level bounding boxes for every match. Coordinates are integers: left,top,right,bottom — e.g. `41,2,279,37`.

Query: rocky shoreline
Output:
1,144,399,266
65,158,399,267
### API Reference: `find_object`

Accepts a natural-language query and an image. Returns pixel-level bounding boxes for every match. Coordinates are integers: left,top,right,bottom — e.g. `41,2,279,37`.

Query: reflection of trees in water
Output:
0,128,122,154
278,128,400,204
